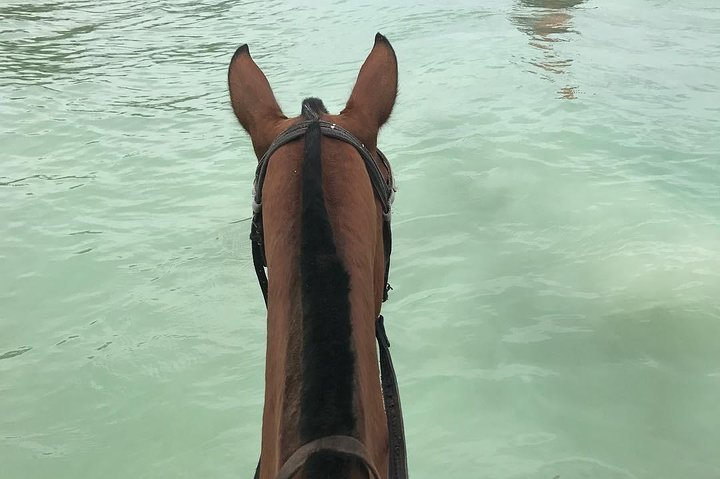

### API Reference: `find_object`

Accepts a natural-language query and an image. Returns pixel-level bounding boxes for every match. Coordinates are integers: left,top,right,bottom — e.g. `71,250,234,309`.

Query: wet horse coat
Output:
228,34,405,479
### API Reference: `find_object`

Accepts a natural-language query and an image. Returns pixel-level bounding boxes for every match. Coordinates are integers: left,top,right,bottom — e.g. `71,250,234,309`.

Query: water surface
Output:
2,1,720,478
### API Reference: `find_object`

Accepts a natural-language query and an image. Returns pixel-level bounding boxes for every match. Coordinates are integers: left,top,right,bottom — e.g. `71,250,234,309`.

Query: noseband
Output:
249,118,408,479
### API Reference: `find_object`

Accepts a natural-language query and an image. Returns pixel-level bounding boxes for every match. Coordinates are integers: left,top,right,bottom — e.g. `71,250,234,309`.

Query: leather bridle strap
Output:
253,119,394,218
275,435,382,479
376,316,408,479
250,221,268,307
249,119,396,307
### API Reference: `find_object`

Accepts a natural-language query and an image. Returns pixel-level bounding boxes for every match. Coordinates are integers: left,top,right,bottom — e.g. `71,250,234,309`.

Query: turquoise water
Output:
2,0,720,477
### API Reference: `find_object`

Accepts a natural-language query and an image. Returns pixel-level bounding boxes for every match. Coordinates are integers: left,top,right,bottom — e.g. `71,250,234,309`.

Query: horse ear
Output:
228,45,286,157
342,33,398,129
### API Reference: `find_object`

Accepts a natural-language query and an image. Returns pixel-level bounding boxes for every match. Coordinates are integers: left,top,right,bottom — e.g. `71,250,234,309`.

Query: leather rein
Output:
249,119,408,479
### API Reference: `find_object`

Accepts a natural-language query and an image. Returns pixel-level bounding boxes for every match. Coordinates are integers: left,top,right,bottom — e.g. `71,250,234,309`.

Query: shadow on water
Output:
510,0,586,100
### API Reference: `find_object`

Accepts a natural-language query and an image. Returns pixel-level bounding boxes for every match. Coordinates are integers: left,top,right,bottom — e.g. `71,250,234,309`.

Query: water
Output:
2,1,719,477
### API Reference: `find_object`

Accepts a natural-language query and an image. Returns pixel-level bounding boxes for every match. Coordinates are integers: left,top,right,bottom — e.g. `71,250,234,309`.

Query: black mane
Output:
298,108,355,478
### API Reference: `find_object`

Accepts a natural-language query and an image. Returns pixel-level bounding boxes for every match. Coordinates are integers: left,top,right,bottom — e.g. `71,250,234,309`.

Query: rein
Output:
249,119,408,479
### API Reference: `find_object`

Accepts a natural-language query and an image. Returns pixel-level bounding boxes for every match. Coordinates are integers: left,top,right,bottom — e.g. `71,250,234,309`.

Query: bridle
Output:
250,118,395,306
248,118,408,479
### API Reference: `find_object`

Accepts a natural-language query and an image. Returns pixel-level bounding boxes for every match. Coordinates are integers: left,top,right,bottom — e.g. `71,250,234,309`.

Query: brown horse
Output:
228,34,406,479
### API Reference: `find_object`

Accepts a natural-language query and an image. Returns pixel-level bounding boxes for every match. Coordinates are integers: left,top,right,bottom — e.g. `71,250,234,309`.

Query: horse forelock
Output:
301,97,329,120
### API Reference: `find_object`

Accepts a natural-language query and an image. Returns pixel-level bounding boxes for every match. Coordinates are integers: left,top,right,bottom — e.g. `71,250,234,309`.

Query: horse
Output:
227,34,408,479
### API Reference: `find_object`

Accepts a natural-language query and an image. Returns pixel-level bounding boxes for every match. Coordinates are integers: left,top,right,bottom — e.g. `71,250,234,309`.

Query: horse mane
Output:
298,98,356,478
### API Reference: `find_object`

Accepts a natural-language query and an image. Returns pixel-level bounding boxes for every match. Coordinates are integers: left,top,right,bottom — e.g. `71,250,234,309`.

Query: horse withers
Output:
228,33,407,479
